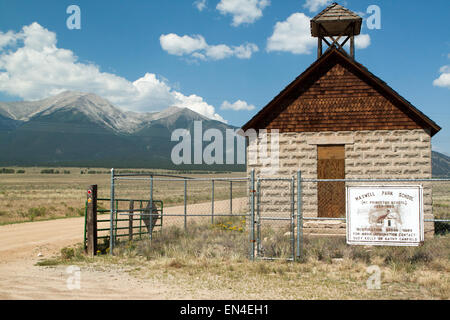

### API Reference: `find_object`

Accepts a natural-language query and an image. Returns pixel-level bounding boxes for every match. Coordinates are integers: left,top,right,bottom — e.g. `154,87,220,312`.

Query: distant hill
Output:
0,91,245,171
432,151,450,178
1,91,448,175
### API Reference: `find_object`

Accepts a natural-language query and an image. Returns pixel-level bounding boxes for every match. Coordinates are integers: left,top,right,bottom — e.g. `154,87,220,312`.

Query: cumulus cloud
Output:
433,65,450,89
267,12,371,55
267,13,316,55
194,0,207,12
160,33,258,61
221,100,255,111
159,34,207,56
303,0,332,13
355,34,371,49
0,22,226,122
216,0,270,26
0,30,18,48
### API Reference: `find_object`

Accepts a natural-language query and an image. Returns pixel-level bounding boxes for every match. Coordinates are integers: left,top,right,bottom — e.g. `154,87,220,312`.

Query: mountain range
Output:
0,91,448,176
0,91,244,170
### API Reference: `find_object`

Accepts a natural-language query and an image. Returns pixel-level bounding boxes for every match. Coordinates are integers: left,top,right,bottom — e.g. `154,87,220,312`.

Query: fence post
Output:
83,201,87,251
149,175,153,241
129,200,134,241
184,178,187,231
256,179,261,258
250,169,255,261
291,176,295,261
109,168,115,255
139,201,143,240
230,180,233,215
211,179,215,224
86,185,98,256
296,170,303,261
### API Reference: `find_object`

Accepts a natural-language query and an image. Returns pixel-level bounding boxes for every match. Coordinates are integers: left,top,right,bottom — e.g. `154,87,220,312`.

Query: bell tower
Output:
310,2,362,59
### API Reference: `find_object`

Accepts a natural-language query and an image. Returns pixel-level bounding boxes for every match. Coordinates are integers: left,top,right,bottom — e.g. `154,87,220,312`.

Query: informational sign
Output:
346,185,424,246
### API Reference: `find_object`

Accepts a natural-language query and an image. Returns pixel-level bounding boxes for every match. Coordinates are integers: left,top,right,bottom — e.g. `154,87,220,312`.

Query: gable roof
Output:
242,48,441,137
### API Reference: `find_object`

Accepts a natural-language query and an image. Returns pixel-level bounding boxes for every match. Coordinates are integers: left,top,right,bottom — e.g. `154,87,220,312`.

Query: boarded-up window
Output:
318,145,345,218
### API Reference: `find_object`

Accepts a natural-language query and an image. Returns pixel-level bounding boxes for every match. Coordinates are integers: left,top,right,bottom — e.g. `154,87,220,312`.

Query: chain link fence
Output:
109,170,249,253
104,169,449,263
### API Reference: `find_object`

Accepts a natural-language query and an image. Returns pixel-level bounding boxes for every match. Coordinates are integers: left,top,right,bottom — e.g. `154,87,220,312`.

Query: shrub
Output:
435,221,450,235
0,168,15,174
41,169,56,174
61,247,75,260
27,207,47,221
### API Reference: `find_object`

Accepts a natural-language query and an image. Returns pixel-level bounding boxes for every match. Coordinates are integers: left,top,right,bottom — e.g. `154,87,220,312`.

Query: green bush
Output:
435,221,450,235
41,169,56,174
61,247,75,260
0,168,15,174
27,207,47,221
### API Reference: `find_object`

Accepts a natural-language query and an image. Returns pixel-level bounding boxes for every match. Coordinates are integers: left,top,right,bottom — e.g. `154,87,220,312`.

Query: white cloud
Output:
159,33,207,56
267,13,316,55
303,0,332,13
160,33,258,61
217,0,270,26
433,65,450,89
205,44,235,60
355,34,371,49
221,100,255,111
267,12,371,55
234,43,259,59
0,22,226,122
194,0,207,12
0,30,18,48
174,92,224,121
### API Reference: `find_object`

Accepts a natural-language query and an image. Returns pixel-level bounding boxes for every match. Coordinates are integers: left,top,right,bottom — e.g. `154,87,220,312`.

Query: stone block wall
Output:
247,129,434,237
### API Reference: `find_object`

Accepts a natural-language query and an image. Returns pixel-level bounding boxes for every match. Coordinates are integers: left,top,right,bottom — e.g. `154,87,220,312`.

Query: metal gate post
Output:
149,175,153,241
256,179,261,258
184,179,187,231
296,171,303,260
291,176,295,261
211,179,215,224
230,181,233,215
109,168,115,255
250,169,255,261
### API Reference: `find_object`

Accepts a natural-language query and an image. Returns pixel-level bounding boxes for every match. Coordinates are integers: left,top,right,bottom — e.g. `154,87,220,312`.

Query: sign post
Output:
346,185,424,246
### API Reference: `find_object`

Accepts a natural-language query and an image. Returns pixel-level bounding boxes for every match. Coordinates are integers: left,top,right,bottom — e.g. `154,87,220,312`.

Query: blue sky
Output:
0,0,449,153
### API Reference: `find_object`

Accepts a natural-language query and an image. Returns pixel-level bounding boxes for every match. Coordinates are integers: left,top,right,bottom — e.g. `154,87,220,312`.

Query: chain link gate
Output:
254,176,296,261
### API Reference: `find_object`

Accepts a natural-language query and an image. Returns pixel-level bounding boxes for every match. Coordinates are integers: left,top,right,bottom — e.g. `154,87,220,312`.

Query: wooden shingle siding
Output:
259,61,426,133
242,49,440,136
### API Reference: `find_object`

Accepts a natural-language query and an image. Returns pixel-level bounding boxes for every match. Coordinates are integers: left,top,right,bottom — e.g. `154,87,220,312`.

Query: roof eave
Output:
241,48,441,137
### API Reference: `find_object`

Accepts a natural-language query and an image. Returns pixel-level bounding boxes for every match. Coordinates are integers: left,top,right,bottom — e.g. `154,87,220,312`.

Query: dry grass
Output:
4,167,450,299
0,167,246,225
44,220,450,300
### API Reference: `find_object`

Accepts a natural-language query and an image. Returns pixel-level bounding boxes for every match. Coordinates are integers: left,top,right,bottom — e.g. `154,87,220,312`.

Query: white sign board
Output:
346,185,424,246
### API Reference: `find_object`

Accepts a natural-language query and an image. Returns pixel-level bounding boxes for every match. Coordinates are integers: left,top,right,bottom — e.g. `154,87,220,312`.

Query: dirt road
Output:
0,198,247,299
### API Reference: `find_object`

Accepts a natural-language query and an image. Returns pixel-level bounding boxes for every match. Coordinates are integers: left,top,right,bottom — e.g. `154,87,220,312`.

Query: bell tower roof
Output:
311,2,362,37
310,3,363,59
